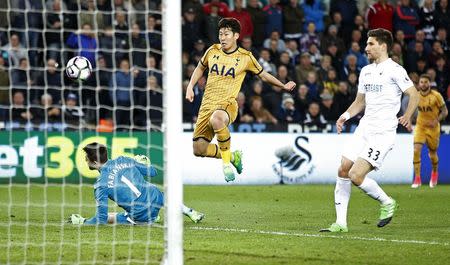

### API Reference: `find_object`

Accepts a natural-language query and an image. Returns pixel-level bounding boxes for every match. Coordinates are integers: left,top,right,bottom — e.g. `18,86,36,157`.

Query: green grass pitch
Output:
0,184,449,264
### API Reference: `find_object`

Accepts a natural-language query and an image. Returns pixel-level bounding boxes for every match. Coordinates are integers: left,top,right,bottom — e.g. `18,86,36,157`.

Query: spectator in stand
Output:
435,56,449,96
391,42,405,66
1,34,27,67
109,58,135,128
330,0,358,40
428,41,445,67
366,0,394,32
304,71,320,101
299,22,320,53
322,68,339,95
340,54,361,80
203,0,229,17
258,48,276,74
249,96,278,124
282,0,304,40
319,92,339,122
45,0,65,61
0,56,8,118
10,90,32,124
247,0,267,48
11,58,31,93
301,0,325,33
229,0,253,40
407,30,431,55
325,42,344,74
264,31,286,53
263,84,284,116
236,92,254,123
334,81,354,115
347,72,358,98
130,23,147,68
350,29,365,51
321,25,345,56
295,52,315,84
415,57,428,76
294,84,310,119
30,93,61,124
426,68,438,88
113,11,129,48
330,11,344,38
277,93,301,123
35,58,64,104
147,15,162,51
278,51,296,81
80,0,105,31
285,39,300,63
304,101,327,129
143,75,163,126
434,0,450,35
418,0,435,42
347,42,369,69
263,0,283,37
66,23,97,67
317,55,332,83
393,0,420,41
90,56,112,120
203,4,221,46
405,41,426,72
182,8,202,52
241,36,259,58
61,93,84,127
191,39,206,65
276,65,292,85
307,43,322,68
352,15,368,45
248,79,265,99
435,27,450,58
394,29,408,54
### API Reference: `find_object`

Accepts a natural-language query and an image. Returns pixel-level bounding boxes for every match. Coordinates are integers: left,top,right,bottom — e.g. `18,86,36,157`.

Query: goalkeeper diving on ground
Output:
68,142,204,225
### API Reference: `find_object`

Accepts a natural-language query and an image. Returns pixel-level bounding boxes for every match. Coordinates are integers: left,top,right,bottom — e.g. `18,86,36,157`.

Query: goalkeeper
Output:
69,142,204,225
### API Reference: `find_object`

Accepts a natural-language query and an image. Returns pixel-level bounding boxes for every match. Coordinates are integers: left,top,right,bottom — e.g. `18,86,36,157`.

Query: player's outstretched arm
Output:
186,62,206,102
336,92,366,134
258,71,296,91
398,86,419,131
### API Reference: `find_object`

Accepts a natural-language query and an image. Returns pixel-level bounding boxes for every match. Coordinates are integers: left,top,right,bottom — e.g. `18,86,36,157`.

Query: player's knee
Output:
192,142,207,157
348,169,362,185
338,166,350,178
210,113,227,130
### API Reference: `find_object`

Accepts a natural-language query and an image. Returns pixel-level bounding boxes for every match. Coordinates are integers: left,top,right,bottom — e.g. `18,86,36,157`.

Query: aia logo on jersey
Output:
210,63,236,78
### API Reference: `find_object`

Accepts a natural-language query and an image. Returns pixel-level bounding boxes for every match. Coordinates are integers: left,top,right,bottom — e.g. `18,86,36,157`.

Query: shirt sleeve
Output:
135,162,158,178
392,66,414,92
435,92,446,108
200,45,214,67
84,185,109,225
246,52,263,75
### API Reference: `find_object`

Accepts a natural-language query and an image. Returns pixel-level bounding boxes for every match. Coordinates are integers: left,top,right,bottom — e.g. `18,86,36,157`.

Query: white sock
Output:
358,177,393,205
182,205,192,215
335,177,351,226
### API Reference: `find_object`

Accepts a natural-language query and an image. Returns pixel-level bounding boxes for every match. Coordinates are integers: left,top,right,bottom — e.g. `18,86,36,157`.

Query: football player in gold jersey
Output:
185,18,296,182
412,74,448,188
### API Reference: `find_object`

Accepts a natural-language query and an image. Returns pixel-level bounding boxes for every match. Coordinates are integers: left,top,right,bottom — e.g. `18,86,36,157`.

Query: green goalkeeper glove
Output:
134,154,151,166
68,214,86,225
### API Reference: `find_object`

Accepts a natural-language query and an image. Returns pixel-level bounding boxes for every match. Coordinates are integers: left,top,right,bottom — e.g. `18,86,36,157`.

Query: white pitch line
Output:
189,226,450,246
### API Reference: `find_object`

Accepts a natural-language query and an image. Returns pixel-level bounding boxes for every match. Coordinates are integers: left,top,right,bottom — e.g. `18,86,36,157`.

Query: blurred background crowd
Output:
0,0,449,131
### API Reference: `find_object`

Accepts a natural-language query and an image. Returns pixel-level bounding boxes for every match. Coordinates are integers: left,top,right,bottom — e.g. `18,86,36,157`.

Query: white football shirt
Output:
357,58,414,132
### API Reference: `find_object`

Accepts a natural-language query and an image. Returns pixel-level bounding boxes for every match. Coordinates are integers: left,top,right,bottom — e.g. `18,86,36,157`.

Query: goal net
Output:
0,0,183,264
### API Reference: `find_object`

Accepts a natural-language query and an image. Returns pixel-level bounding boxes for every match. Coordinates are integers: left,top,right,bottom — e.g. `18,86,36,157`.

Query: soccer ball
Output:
66,56,92,81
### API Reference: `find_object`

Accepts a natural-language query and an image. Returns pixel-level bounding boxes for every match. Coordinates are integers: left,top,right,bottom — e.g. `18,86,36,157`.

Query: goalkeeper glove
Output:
68,214,86,225
134,154,151,166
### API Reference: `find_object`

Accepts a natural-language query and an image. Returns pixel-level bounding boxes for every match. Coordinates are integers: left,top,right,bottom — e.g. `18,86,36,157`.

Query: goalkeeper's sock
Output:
182,204,192,215
205,144,221,159
214,126,231,165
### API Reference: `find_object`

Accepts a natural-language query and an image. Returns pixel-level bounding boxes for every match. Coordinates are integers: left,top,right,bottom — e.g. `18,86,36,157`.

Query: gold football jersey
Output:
416,89,445,128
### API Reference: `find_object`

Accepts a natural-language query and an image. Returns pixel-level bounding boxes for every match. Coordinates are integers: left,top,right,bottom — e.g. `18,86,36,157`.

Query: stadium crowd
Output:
0,0,449,131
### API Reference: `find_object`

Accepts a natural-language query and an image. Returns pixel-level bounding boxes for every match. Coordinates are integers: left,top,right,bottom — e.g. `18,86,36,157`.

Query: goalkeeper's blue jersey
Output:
84,156,163,225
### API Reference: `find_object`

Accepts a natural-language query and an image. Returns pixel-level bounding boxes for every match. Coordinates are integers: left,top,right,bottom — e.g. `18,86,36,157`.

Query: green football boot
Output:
187,210,205,224
377,198,398,227
319,223,348,233
231,150,243,174
223,164,235,182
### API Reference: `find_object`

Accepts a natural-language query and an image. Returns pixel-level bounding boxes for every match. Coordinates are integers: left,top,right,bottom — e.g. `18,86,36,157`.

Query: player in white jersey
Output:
320,28,419,232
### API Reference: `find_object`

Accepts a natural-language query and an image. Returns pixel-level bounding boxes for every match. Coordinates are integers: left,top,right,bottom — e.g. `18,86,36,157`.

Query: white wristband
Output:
341,112,351,121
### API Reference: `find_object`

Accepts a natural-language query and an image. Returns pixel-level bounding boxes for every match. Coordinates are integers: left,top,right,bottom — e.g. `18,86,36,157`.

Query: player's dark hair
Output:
83,142,108,164
367,28,393,51
218,18,241,34
419,74,431,81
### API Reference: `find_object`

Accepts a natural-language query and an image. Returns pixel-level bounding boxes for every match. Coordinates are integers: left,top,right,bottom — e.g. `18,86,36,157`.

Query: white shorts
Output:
342,125,396,169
